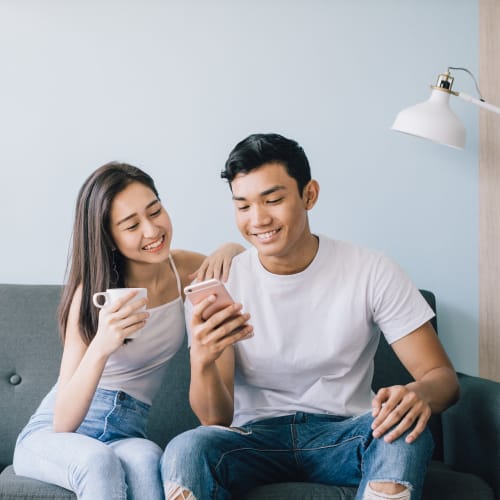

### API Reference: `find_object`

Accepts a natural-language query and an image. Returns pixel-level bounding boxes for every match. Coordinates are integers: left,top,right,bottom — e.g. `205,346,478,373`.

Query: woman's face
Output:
109,181,172,265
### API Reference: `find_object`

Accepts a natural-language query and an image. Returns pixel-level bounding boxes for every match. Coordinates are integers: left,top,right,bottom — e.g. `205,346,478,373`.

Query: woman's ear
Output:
303,180,320,210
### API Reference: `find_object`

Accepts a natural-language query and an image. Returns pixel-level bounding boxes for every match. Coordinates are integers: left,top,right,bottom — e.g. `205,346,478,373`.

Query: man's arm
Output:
188,296,253,426
371,321,459,443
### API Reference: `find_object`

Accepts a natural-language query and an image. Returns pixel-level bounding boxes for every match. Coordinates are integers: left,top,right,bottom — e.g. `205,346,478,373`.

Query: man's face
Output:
231,162,313,272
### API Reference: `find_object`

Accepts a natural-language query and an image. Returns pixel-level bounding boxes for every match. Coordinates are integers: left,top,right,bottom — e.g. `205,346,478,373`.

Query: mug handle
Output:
93,292,109,308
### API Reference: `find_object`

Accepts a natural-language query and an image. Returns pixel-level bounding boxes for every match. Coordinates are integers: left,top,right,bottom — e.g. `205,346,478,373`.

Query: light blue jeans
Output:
160,411,434,500
14,386,164,500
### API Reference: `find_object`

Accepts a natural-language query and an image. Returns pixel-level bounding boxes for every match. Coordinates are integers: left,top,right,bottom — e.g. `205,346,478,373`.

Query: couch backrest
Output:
0,283,199,470
0,284,64,469
0,284,443,470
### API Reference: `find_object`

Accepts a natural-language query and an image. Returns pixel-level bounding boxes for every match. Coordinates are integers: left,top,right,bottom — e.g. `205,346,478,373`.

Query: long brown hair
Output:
58,162,159,344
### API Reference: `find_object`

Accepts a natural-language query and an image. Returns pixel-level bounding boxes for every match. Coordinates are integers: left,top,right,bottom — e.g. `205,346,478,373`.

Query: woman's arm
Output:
53,286,149,432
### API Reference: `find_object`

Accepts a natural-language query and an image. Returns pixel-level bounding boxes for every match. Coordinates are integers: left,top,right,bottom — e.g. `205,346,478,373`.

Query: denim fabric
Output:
16,386,149,443
75,387,149,442
14,387,164,500
160,411,434,500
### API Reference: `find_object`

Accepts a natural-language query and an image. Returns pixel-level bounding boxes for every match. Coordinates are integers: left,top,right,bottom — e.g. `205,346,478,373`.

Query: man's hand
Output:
190,295,253,367
371,385,432,444
188,295,252,426
372,322,459,444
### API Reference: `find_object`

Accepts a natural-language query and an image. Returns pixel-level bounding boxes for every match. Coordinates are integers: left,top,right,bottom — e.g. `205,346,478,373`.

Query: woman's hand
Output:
190,242,245,282
189,295,253,367
371,385,432,444
92,290,149,356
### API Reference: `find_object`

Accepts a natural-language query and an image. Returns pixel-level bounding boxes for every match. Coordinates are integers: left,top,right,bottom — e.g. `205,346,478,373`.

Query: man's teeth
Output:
256,230,278,241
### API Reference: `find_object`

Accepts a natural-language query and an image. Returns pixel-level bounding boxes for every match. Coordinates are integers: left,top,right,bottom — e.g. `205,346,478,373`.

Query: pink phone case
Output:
184,279,234,320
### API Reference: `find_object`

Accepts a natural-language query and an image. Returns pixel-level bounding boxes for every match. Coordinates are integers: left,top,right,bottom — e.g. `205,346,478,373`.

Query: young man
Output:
161,133,459,500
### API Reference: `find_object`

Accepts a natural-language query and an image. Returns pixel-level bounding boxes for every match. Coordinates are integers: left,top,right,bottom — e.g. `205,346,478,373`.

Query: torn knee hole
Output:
364,482,411,500
164,482,196,500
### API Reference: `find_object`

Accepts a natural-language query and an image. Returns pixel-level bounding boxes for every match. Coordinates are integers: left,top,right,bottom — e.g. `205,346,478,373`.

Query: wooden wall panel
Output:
479,0,500,381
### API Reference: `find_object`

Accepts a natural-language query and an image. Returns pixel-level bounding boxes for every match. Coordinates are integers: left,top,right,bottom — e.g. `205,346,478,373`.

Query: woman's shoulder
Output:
171,249,205,266
170,249,205,281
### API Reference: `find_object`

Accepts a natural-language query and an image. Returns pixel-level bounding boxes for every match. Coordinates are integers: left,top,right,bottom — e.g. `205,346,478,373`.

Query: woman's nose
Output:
142,219,160,238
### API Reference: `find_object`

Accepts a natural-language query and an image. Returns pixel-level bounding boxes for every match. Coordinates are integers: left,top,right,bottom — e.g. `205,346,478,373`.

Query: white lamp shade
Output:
392,89,466,149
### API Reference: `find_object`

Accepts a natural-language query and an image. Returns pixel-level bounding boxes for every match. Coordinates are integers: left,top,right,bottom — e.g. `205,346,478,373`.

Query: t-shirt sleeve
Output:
370,254,435,344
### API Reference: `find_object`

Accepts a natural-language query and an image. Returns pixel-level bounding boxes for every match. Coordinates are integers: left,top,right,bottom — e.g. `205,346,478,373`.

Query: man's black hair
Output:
221,133,311,194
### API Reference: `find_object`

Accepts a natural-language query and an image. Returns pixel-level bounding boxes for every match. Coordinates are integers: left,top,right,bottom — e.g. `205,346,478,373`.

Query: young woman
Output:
12,162,244,500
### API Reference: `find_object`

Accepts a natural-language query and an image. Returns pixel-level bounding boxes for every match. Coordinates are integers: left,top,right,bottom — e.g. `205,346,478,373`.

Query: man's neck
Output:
258,234,319,275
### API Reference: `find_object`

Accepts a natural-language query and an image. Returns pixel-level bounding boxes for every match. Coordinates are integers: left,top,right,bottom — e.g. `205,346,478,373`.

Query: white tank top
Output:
98,254,186,404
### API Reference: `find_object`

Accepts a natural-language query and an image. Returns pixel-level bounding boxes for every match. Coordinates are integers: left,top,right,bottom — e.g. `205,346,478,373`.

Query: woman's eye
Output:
126,223,139,231
150,208,162,217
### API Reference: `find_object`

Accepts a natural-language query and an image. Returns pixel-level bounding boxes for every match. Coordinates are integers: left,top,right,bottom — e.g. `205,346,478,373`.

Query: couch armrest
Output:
442,372,500,498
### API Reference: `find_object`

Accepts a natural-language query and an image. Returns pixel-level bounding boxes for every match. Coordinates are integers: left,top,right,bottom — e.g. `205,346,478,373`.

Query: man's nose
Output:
251,205,271,226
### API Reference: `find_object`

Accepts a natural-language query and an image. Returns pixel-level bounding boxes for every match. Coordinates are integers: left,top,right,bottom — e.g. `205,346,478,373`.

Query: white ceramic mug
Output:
93,288,148,340
92,287,148,310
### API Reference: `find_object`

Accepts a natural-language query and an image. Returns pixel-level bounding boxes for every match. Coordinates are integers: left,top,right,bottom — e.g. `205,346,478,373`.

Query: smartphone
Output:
184,279,235,320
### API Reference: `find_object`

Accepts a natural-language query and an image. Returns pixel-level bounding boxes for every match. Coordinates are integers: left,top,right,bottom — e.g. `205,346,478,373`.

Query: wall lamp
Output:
391,67,500,149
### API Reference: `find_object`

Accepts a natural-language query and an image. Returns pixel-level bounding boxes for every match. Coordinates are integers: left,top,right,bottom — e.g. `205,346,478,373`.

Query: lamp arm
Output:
456,92,500,115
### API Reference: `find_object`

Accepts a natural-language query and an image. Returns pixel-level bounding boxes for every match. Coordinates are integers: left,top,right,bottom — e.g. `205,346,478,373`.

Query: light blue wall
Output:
0,1,479,375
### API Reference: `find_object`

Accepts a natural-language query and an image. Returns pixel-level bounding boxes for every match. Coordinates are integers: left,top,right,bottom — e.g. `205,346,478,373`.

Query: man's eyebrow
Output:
116,199,160,225
232,185,286,201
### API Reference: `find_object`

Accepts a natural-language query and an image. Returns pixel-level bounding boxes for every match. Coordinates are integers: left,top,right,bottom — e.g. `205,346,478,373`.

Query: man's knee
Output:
363,481,411,499
371,425,434,466
164,481,196,500
161,427,215,475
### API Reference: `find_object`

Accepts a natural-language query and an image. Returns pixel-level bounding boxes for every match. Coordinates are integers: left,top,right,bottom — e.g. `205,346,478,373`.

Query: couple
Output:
13,133,459,500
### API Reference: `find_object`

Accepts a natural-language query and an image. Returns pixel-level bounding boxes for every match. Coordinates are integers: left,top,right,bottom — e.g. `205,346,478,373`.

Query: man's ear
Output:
303,180,320,209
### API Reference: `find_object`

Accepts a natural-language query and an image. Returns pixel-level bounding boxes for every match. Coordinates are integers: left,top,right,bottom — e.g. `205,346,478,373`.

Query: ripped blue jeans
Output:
160,411,433,500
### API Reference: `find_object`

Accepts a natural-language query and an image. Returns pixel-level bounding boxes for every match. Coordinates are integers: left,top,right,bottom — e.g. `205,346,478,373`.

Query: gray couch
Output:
0,284,499,500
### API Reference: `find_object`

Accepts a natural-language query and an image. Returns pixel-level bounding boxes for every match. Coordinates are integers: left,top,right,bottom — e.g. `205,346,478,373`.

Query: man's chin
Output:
254,244,284,260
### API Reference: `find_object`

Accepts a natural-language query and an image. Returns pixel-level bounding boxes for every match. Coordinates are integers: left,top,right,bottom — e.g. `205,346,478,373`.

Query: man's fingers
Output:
199,313,251,346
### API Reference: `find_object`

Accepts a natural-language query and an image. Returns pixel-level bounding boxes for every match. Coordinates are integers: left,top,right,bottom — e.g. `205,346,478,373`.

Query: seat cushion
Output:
422,461,495,500
1,461,494,500
240,482,356,499
239,461,495,500
0,466,75,499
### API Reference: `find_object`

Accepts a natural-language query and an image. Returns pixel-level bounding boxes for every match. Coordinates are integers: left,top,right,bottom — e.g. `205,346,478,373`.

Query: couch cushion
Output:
238,461,495,500
422,461,495,500
0,285,63,470
0,466,75,499
240,482,356,499
147,338,200,448
2,461,494,500
238,483,356,500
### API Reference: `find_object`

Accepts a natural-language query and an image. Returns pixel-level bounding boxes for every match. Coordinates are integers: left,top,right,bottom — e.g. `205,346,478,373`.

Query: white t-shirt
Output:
188,236,435,426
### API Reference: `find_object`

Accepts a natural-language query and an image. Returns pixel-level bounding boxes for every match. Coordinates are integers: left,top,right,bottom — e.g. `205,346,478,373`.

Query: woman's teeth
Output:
144,236,164,250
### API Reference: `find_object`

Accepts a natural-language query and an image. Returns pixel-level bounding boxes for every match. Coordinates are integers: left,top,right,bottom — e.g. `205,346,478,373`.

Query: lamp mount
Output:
432,71,457,95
